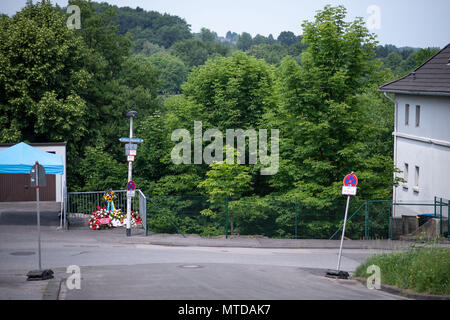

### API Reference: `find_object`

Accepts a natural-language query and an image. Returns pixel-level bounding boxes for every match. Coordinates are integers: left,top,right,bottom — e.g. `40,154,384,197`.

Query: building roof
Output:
0,142,67,148
379,44,450,96
0,142,64,175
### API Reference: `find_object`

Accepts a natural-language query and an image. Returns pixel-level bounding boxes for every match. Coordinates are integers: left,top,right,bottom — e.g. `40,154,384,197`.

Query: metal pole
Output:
388,202,393,240
225,195,229,239
440,198,443,237
447,200,449,239
295,198,299,239
126,116,133,237
336,195,350,272
434,196,437,217
365,200,369,239
36,162,42,271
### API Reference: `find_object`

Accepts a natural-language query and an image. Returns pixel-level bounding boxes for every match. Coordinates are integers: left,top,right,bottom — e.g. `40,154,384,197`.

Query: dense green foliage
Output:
355,248,450,295
0,1,441,237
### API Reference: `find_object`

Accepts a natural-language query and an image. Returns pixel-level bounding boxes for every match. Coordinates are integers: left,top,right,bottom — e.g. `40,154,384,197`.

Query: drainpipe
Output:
383,92,398,219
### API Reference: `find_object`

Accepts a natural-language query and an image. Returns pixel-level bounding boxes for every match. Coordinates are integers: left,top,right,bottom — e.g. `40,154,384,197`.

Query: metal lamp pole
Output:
126,111,138,237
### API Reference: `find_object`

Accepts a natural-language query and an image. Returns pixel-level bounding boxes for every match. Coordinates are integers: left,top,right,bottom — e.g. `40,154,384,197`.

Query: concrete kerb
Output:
118,233,446,250
353,277,450,300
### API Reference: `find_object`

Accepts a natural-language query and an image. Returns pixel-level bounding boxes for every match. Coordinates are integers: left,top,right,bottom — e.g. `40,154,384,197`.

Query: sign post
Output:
27,162,54,281
327,172,358,279
121,111,142,237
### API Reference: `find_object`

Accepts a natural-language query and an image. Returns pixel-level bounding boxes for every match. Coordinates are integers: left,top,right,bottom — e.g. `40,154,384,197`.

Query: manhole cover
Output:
179,265,203,269
10,251,35,256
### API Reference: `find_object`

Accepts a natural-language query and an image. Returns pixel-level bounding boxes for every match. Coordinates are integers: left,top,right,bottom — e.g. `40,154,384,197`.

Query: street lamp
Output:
126,110,137,237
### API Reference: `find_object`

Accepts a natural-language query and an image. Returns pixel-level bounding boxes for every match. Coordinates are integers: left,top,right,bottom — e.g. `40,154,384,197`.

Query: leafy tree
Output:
133,40,165,56
247,44,288,65
199,27,216,42
182,51,276,130
415,47,440,67
236,32,252,51
69,0,131,77
93,2,192,49
277,31,297,46
384,52,403,74
252,34,269,46
198,153,252,234
156,24,193,48
96,54,161,159
78,143,127,191
0,1,90,144
270,5,394,207
148,53,188,94
170,39,210,68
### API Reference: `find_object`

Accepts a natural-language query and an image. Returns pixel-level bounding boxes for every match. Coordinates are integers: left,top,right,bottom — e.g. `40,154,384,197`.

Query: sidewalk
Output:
2,225,449,250
118,229,449,250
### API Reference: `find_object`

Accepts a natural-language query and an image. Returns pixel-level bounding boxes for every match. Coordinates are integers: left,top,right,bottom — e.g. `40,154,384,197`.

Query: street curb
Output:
120,239,419,250
42,277,62,300
353,277,450,300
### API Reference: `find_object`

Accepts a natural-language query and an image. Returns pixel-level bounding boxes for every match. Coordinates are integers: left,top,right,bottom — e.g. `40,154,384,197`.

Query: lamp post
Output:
126,110,138,237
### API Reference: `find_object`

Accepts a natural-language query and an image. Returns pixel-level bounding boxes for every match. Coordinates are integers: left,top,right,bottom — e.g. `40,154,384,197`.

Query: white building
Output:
380,44,450,218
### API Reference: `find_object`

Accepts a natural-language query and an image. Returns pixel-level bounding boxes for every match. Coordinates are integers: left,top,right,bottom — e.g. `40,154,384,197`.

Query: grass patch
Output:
354,247,450,296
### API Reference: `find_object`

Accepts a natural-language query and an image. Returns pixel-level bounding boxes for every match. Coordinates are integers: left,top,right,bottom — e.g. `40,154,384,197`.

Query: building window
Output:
414,166,420,193
403,163,409,189
405,104,409,126
415,105,420,127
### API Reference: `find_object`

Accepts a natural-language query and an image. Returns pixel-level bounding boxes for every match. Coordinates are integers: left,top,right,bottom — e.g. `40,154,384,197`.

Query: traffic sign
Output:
125,143,138,150
127,181,136,191
127,181,136,198
127,155,135,162
119,138,143,143
343,173,358,187
126,149,137,156
30,163,46,188
342,186,357,196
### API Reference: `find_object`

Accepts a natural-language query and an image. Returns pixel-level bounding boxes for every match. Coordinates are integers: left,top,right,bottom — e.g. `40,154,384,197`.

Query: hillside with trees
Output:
0,1,441,237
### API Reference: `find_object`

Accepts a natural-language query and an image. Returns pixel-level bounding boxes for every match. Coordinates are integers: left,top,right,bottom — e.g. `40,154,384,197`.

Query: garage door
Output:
0,173,56,201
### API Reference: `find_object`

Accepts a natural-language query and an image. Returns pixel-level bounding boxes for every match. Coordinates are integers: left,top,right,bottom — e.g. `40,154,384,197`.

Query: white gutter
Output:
380,89,450,97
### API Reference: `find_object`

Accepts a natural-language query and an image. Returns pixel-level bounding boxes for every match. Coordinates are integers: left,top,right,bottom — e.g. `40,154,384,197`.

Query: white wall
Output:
393,94,450,217
396,94,450,142
33,145,66,203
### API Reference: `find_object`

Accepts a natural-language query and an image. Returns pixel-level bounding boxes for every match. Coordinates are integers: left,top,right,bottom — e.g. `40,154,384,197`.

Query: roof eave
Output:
378,88,450,97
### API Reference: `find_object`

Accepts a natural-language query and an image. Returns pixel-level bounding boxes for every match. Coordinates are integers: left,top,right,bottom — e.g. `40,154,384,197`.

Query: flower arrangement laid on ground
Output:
88,190,143,230
88,207,112,230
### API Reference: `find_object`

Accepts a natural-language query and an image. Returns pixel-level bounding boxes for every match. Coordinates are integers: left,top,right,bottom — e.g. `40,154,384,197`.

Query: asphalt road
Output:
0,225,409,300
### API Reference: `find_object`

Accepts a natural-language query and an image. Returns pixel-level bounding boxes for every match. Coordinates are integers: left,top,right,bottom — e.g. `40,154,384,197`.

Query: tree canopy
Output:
0,1,440,238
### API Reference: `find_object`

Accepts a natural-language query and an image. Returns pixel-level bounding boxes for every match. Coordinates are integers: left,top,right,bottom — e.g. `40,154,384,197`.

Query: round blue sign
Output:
343,173,358,187
127,181,136,191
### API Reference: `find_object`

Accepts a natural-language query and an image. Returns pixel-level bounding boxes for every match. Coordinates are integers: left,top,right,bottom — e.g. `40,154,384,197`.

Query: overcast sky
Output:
1,0,449,48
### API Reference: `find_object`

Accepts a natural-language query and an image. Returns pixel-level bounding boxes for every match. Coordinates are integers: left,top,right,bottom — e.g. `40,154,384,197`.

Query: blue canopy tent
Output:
0,142,65,277
0,142,63,175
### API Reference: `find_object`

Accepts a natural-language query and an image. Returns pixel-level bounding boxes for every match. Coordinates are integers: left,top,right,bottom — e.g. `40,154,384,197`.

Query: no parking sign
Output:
342,172,358,196
127,180,136,197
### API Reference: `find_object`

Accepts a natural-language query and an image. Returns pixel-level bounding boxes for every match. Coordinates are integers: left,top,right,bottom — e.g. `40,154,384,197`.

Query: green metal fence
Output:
146,196,449,240
435,197,449,238
65,191,449,240
145,196,390,239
